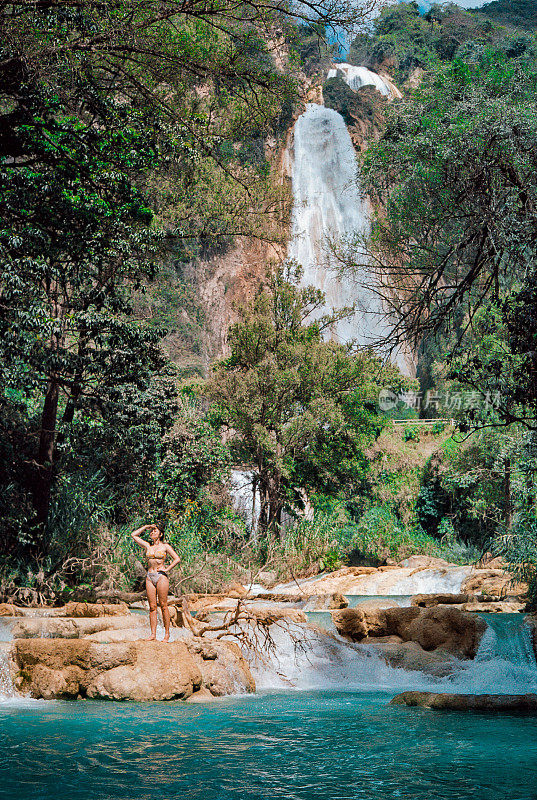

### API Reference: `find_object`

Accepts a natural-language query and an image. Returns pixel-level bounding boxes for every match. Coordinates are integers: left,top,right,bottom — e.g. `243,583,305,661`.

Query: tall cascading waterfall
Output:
288,104,383,344
288,67,396,346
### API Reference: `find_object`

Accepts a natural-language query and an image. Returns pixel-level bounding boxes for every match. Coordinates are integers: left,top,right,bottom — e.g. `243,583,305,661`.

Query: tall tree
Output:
206,264,406,532
342,42,537,426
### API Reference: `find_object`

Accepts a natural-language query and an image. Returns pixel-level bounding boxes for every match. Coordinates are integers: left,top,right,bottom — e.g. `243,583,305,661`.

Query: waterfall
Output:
248,612,537,695
266,565,472,597
248,622,419,692
229,469,261,533
0,622,14,700
326,64,391,96
289,104,384,345
0,647,14,700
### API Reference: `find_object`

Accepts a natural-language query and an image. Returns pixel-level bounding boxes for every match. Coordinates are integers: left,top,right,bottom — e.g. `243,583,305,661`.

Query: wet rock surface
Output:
11,637,255,701
333,606,486,658
391,691,537,713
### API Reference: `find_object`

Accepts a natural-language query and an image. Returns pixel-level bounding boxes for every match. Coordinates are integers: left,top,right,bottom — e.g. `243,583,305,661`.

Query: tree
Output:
206,264,406,533
0,104,171,548
343,43,537,426
0,0,382,561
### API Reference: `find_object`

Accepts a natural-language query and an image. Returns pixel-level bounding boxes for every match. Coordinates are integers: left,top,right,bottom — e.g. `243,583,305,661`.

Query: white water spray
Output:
326,64,392,96
249,614,537,695
0,622,15,700
288,104,383,344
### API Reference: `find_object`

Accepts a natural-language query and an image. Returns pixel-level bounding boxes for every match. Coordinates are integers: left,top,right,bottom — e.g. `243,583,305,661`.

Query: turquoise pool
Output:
1,690,537,800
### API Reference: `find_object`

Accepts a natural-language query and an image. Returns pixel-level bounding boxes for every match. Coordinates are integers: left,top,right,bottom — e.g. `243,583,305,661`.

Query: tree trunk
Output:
32,375,60,530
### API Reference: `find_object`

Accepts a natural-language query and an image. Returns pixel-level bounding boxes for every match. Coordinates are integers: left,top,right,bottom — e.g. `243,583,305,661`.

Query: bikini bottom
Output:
147,570,167,587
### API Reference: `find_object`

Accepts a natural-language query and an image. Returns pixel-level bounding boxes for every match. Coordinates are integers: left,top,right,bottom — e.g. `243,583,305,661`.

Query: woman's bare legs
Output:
156,574,171,642
145,577,158,640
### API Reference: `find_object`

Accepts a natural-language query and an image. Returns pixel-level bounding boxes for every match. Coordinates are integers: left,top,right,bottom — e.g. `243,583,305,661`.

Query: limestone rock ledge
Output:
332,606,486,658
11,638,255,701
391,691,537,713
333,605,487,675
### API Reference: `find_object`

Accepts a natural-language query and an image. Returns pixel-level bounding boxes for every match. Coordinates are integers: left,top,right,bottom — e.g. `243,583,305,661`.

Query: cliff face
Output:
179,63,403,370
190,235,286,365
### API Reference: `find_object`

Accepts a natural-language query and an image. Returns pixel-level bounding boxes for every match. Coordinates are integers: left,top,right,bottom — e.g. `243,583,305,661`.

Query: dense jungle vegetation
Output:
1,0,537,604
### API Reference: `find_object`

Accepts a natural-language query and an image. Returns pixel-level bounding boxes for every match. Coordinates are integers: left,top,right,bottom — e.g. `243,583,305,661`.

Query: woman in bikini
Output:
131,523,180,642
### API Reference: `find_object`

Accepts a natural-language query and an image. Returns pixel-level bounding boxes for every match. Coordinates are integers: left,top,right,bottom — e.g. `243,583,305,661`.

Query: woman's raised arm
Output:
131,524,152,549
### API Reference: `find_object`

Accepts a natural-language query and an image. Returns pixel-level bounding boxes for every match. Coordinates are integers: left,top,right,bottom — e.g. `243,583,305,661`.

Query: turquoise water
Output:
2,690,537,800
345,595,413,608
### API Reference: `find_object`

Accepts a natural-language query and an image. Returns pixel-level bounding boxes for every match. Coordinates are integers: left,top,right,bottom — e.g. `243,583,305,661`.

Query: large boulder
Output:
12,637,255,701
391,691,537,713
461,569,526,597
333,605,486,658
187,639,255,696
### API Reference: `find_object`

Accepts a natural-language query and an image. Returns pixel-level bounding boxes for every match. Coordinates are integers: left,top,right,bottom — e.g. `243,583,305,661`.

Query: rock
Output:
462,601,525,614
256,571,277,587
461,569,526,597
187,640,255,697
0,603,23,616
12,615,141,639
365,641,460,677
477,554,507,570
399,556,455,569
333,605,486,658
57,602,130,618
253,593,305,603
225,581,249,598
185,686,215,703
390,691,537,713
412,594,472,607
302,593,348,611
12,637,255,701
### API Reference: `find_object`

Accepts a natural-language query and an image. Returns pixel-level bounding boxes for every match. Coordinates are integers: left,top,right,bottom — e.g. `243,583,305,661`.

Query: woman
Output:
131,523,180,642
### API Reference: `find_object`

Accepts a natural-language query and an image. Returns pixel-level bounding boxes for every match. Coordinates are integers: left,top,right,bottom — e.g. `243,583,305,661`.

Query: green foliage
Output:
494,511,537,606
403,425,420,442
348,2,509,82
476,0,537,31
0,0,310,563
287,23,335,78
207,262,408,532
323,77,361,125
359,41,537,434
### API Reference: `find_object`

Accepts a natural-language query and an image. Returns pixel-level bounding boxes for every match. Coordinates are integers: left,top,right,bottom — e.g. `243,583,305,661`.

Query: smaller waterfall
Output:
0,623,14,699
229,469,260,532
327,64,391,96
248,622,417,692
436,614,537,694
476,614,537,668
0,650,14,700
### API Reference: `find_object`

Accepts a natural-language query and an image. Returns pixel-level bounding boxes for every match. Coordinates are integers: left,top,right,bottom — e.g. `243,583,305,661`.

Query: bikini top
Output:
146,547,167,561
